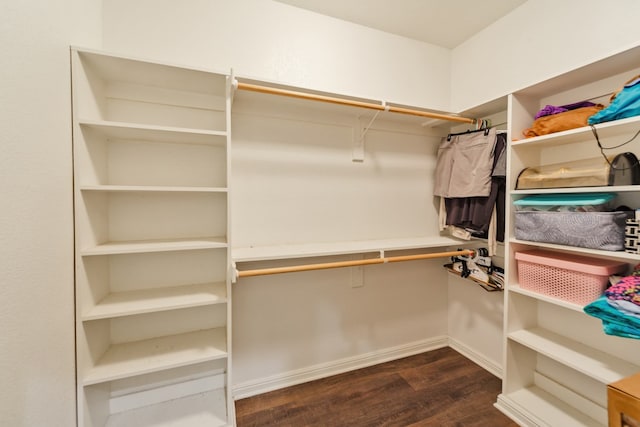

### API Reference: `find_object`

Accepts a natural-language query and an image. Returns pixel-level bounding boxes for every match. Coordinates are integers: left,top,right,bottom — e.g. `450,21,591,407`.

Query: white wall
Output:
231,94,444,247
0,1,102,425
102,0,452,111
230,93,450,393
447,268,504,377
451,0,640,112
101,0,640,395
233,259,449,394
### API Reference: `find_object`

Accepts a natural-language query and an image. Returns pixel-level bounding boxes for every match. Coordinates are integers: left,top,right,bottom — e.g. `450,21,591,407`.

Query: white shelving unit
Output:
72,47,234,426
496,45,640,426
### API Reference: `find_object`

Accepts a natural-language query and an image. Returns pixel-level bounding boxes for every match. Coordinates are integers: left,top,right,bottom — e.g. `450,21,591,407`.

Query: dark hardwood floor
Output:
235,346,518,426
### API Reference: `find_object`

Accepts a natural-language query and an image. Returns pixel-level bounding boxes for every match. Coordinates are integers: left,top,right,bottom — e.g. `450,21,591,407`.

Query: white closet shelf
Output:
508,327,639,384
511,185,640,195
510,238,640,262
83,328,227,385
509,285,585,312
74,47,228,96
105,387,228,427
82,282,227,321
232,236,466,262
511,115,640,148
79,185,228,193
497,386,601,427
81,236,228,256
79,119,227,145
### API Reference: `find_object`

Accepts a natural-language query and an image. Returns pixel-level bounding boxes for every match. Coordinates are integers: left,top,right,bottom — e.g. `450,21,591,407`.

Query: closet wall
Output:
0,1,102,425
102,0,452,111
230,91,453,393
101,0,640,398
444,110,508,377
451,0,640,113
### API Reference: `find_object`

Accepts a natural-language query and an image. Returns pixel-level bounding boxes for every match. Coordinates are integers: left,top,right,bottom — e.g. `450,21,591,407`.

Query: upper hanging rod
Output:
236,248,475,278
235,81,476,125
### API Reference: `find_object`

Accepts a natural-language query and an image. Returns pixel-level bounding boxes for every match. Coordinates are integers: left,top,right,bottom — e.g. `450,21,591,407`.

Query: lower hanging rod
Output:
236,248,475,278
236,82,476,125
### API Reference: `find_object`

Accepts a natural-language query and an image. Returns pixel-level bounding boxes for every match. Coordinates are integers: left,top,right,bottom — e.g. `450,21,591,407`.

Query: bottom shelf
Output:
82,360,231,427
106,388,229,427
496,386,602,427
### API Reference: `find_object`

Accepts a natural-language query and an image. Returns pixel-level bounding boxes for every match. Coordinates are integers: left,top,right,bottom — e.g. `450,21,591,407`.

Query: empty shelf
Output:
79,119,227,145
83,282,227,320
497,386,601,427
83,328,227,385
81,237,228,256
106,387,228,427
508,327,639,384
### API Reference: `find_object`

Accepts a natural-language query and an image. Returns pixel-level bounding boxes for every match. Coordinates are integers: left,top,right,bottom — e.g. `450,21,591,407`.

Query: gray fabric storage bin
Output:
514,211,629,251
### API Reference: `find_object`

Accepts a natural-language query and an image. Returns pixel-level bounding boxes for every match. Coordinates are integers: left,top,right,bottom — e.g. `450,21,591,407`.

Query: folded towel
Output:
602,321,640,340
584,296,640,340
589,75,640,125
608,299,640,318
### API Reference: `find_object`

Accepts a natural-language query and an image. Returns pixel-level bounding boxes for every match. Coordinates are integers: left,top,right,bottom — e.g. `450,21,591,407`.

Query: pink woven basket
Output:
515,250,627,305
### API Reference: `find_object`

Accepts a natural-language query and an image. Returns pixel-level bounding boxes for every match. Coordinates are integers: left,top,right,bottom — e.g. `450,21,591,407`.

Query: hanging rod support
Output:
236,248,475,278
236,81,476,124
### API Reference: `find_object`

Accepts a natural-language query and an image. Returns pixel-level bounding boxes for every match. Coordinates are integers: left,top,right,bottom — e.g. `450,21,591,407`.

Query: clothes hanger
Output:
446,127,491,141
446,118,494,141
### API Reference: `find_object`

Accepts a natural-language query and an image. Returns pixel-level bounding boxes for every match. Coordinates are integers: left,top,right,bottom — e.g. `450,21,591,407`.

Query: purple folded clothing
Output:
535,105,567,119
534,101,596,119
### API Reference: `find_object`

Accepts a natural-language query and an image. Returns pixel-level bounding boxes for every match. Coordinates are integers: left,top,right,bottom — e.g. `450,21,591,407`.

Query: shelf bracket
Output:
229,70,237,105
352,101,388,162
353,116,365,162
231,261,238,283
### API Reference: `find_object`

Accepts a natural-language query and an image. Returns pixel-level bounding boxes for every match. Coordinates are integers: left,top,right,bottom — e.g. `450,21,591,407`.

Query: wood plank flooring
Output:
235,346,518,426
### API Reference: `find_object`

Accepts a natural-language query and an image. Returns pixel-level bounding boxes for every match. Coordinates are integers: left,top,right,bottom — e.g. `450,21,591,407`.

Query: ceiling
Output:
275,0,527,49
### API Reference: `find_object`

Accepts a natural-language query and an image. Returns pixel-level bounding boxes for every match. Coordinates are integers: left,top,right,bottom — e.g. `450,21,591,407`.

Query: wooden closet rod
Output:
236,248,475,278
236,82,476,124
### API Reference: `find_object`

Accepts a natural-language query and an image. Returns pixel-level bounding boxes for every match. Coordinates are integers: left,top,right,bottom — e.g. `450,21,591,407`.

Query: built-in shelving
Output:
512,185,640,196
498,44,640,427
79,119,228,145
80,185,227,193
498,385,602,427
509,284,585,312
510,239,640,262
72,47,234,426
508,327,639,384
511,114,640,148
105,389,228,427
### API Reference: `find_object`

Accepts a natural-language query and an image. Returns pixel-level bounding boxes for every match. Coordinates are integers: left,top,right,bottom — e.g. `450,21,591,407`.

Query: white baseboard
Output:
495,394,536,427
232,336,449,399
447,337,502,379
